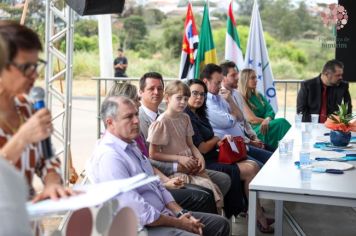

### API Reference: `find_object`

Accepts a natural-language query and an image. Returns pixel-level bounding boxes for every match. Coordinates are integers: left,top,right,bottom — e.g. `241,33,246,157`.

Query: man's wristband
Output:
176,209,189,218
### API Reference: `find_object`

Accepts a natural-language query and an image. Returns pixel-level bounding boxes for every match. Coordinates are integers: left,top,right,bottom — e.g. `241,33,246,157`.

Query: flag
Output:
244,0,278,112
179,3,199,80
225,0,244,71
194,3,217,79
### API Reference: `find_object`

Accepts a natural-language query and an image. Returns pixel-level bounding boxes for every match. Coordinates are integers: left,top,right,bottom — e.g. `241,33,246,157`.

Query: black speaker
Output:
65,0,125,16
336,0,356,82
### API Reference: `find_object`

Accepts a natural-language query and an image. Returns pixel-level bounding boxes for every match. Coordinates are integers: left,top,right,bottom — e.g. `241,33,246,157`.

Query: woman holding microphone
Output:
0,21,73,202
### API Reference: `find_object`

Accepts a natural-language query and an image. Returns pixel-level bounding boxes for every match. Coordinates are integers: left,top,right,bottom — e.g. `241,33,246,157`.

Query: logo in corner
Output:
320,3,348,30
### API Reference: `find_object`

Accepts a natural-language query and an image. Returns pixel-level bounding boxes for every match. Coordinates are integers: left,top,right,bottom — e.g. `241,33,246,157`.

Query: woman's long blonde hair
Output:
238,68,263,109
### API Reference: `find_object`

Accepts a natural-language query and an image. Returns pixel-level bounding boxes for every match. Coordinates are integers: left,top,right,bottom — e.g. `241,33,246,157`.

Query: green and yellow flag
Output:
194,3,217,79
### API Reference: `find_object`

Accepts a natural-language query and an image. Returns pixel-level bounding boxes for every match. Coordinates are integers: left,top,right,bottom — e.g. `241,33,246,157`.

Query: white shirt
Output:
141,104,158,122
87,132,174,227
0,158,32,236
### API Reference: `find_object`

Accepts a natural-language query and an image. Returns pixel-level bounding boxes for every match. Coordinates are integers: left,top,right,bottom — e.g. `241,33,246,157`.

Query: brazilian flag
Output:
194,3,217,79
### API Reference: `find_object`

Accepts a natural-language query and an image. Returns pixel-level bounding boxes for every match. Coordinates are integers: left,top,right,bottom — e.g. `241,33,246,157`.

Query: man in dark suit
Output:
297,59,352,123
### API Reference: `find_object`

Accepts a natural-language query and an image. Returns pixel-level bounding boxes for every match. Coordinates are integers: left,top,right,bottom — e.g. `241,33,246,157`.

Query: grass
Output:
73,51,100,78
70,50,180,80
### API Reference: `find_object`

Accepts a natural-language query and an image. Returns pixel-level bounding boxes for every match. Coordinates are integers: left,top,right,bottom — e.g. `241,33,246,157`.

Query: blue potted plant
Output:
325,102,355,146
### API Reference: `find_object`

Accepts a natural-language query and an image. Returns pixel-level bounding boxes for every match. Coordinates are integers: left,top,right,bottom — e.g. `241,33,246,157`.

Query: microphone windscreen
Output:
29,87,45,102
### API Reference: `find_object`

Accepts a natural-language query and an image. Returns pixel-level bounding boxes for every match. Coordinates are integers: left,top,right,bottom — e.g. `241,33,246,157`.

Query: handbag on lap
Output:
218,136,247,164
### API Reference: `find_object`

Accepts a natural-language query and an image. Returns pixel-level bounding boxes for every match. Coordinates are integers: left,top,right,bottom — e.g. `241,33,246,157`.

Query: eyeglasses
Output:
191,90,206,98
9,59,46,77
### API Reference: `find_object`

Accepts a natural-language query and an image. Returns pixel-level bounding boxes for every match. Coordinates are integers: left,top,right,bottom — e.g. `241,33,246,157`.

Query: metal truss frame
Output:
45,0,74,185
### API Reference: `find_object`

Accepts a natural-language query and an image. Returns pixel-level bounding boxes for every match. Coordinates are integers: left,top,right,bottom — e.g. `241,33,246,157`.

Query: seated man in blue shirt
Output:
88,95,229,236
220,61,275,153
202,63,272,166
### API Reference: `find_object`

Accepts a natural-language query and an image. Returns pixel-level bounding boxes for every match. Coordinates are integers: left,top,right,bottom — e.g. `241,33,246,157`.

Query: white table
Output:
248,124,356,235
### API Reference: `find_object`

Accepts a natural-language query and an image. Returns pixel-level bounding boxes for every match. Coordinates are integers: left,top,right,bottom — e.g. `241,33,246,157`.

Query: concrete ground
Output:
42,97,356,235
231,200,356,236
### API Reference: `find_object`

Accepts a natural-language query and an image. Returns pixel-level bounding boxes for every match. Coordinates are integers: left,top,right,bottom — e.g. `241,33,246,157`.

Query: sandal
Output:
257,220,274,234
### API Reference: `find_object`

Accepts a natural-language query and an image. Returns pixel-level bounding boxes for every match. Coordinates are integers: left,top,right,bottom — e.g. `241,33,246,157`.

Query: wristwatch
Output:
176,209,189,218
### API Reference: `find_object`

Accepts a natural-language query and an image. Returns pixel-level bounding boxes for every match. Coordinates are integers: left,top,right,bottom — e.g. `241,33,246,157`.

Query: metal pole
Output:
63,6,74,185
284,83,287,118
97,79,101,139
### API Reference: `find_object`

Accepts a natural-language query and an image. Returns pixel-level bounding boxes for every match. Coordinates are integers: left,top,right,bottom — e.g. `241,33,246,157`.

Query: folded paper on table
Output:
318,144,356,153
294,161,342,174
312,161,354,171
27,173,159,218
312,168,344,174
310,150,346,159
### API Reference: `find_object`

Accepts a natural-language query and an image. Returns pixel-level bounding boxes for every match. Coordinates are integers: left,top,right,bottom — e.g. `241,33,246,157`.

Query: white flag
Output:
225,0,244,71
244,0,278,112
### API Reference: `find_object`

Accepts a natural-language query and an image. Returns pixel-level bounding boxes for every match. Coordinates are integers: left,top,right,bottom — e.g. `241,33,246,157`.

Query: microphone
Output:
29,87,54,160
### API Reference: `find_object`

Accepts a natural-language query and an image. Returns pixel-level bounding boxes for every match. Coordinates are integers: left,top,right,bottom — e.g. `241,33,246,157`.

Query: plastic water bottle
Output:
299,150,312,183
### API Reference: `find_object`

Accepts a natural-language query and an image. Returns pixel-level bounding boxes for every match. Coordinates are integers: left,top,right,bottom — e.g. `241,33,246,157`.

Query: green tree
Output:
237,0,254,16
75,20,98,37
123,16,148,50
259,0,325,40
121,5,144,18
295,2,322,35
178,0,216,7
0,3,21,21
162,18,184,58
260,0,293,40
0,1,46,40
143,9,166,25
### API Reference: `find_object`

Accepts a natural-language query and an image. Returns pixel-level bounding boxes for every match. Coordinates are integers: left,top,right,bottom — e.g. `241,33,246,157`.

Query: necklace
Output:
0,106,24,134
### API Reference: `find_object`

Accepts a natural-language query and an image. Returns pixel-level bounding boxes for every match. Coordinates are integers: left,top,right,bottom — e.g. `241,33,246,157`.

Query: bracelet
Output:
176,209,189,218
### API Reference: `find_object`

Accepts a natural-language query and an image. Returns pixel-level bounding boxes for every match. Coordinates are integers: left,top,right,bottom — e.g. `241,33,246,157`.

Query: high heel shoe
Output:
257,220,274,234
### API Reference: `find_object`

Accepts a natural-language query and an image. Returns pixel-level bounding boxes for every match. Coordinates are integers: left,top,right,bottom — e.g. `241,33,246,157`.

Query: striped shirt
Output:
0,94,61,198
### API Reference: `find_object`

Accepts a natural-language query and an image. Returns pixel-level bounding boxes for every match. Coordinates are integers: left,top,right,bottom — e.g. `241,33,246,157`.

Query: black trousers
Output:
168,184,217,214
